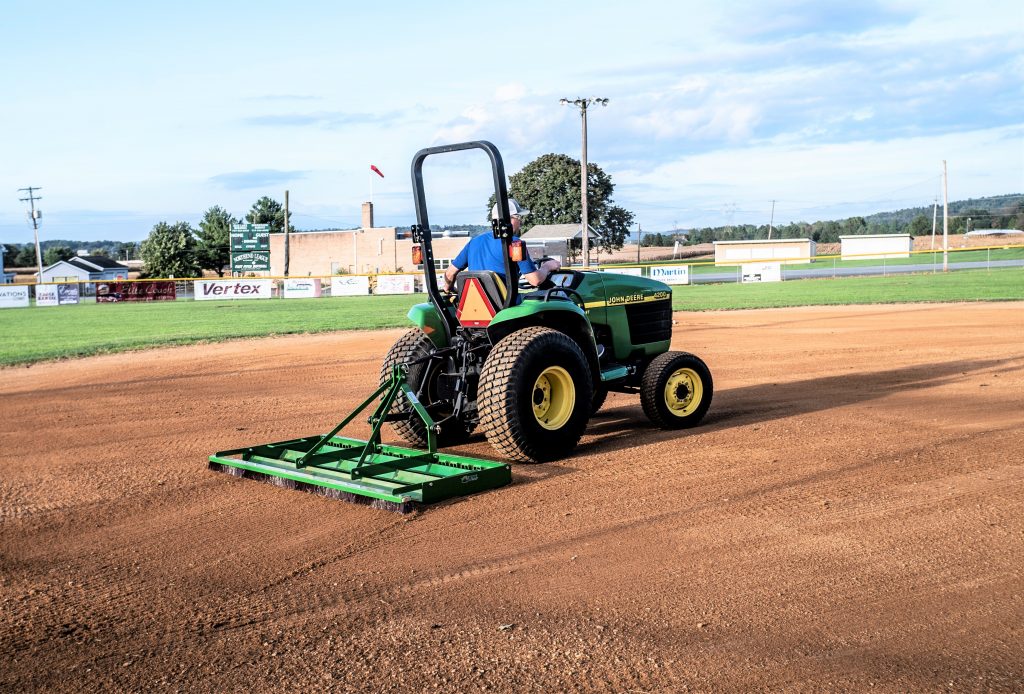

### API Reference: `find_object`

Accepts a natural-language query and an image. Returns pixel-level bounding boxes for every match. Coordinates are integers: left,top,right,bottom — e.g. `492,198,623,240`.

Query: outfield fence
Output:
2,243,1021,309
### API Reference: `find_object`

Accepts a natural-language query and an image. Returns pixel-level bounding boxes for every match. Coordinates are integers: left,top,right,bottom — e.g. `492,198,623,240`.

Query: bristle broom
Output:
208,461,418,514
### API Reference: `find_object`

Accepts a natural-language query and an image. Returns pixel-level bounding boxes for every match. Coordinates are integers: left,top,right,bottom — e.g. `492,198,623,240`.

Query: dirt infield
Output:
2,303,1022,692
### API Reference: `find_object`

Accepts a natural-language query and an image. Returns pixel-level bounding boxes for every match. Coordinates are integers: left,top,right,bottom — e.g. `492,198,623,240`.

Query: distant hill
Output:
684,194,1023,245
864,194,1024,226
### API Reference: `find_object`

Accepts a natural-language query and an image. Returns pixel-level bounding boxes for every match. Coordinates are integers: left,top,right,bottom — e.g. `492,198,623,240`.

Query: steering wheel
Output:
543,286,586,310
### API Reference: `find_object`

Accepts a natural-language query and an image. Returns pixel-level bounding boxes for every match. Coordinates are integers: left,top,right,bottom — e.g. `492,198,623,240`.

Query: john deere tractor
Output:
208,141,712,511
382,140,713,463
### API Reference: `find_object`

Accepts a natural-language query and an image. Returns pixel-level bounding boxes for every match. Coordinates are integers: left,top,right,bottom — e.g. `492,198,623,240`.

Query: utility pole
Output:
942,160,949,272
768,199,776,239
283,190,290,277
636,222,641,264
18,187,44,278
930,197,938,250
560,96,608,269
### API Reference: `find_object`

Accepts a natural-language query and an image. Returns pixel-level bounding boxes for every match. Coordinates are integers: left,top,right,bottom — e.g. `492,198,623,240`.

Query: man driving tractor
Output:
443,197,562,293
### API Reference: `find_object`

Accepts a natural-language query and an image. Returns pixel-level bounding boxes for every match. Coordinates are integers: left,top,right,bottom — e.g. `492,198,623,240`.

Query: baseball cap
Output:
491,198,530,220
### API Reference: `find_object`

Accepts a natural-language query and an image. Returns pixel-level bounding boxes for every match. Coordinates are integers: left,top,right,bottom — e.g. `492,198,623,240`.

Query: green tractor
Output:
383,140,713,463
208,141,712,511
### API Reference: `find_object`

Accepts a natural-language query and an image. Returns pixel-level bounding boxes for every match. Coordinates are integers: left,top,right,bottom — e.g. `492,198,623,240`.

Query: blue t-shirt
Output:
452,233,537,283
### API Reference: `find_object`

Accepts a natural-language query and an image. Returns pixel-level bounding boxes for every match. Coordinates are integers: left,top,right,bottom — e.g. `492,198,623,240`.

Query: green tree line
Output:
139,196,291,278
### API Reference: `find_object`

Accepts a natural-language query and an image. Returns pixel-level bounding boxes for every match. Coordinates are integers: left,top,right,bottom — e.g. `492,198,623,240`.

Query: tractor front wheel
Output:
640,352,713,429
380,330,475,447
478,327,593,463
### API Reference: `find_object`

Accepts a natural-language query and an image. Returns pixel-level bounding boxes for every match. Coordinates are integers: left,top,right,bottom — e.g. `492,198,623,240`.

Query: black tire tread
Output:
640,351,713,429
478,326,592,463
379,330,441,447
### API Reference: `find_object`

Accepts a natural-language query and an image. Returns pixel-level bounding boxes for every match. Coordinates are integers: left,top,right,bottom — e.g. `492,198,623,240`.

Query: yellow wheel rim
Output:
664,368,703,417
532,366,575,430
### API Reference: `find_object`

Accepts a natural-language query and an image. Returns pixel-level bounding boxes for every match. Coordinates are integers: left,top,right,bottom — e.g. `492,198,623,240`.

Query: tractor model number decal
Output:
461,474,479,484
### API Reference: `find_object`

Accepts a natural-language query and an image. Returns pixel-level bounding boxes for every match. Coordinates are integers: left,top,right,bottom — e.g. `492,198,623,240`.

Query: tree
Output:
196,205,236,277
43,245,74,266
140,221,200,278
907,214,931,237
494,153,635,255
246,196,291,234
3,243,20,266
14,245,36,268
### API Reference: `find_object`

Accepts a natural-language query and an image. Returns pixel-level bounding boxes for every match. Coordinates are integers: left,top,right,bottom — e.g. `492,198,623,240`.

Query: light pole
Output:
560,96,608,268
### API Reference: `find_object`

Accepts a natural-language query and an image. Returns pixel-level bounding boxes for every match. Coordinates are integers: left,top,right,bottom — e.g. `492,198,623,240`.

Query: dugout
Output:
840,234,912,260
713,238,815,266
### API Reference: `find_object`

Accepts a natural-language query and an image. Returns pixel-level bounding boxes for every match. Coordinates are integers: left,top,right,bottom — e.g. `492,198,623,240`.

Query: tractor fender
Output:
486,302,601,390
407,302,450,348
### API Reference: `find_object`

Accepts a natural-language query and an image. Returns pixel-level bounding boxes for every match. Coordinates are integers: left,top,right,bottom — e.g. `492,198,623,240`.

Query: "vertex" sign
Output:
195,279,273,301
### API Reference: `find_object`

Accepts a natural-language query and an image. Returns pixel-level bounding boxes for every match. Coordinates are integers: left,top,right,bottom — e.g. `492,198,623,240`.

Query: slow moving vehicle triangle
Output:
456,277,497,327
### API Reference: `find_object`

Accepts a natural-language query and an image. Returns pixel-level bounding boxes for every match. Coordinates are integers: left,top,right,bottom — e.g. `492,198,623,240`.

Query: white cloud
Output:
494,83,527,101
617,125,1024,227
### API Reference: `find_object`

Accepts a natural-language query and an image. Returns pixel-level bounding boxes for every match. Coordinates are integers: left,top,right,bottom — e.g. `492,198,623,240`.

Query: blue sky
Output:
2,0,1022,243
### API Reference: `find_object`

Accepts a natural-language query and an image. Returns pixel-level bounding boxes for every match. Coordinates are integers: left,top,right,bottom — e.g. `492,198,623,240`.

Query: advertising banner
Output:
35,284,60,306
649,265,691,285
599,267,643,277
58,284,80,305
283,278,322,298
375,274,416,295
330,276,370,296
195,279,273,300
0,285,30,308
97,281,175,303
741,262,783,283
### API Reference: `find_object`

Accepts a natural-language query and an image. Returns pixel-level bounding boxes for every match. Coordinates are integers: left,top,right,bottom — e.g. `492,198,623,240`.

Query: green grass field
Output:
1,268,1021,366
618,246,1024,274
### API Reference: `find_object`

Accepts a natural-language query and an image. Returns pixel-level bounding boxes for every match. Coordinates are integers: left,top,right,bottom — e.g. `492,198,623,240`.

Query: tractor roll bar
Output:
410,141,519,344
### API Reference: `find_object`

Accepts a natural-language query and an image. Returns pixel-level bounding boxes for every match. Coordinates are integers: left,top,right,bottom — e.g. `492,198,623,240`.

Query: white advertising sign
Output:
195,279,273,300
600,267,643,277
375,274,416,295
649,265,691,285
35,285,60,306
283,278,322,298
0,285,30,308
58,284,80,305
330,275,370,296
741,262,783,283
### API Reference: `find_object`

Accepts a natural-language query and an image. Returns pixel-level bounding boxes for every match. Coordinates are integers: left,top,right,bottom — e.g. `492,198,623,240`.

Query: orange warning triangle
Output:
456,277,497,327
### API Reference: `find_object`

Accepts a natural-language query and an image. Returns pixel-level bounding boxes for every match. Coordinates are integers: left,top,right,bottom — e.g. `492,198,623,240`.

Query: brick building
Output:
269,203,473,276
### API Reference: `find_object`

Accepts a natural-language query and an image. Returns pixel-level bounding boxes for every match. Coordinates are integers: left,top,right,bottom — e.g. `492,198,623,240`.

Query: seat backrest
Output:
454,271,507,326
455,271,507,308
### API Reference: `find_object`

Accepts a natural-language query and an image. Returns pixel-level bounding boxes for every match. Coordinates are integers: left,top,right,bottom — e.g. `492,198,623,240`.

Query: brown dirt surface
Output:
2,303,1023,693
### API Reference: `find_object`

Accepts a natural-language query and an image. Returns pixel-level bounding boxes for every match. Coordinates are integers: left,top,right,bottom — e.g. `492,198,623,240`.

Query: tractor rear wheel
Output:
380,330,475,447
478,327,593,463
640,351,713,429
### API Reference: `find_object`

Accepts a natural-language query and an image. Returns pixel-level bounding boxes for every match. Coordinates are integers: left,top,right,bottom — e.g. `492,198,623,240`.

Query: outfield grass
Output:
1,268,1021,366
671,266,1024,310
610,246,1024,274
0,295,424,366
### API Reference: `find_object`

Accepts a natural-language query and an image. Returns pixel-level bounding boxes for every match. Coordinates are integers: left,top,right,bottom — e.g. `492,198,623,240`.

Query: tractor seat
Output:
455,271,508,314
